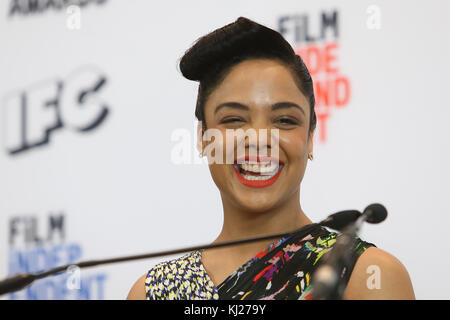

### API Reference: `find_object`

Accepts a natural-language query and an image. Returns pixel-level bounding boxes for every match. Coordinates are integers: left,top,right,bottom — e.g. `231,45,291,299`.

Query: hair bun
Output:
179,17,295,82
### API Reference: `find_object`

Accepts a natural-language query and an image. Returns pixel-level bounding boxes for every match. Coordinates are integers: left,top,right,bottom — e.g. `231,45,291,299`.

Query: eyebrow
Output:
214,101,306,116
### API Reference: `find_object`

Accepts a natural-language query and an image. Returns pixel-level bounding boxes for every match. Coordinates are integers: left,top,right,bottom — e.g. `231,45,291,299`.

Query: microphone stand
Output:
311,213,368,300
0,223,320,296
0,207,369,297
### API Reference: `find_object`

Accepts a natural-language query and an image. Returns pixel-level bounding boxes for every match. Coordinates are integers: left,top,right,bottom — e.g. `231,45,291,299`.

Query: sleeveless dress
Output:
144,223,376,300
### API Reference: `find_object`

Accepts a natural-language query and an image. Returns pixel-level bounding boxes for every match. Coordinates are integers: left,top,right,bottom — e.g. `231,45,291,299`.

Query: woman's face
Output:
200,58,313,213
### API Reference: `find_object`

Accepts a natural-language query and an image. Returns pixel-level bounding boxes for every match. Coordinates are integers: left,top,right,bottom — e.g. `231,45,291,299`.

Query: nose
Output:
238,121,280,162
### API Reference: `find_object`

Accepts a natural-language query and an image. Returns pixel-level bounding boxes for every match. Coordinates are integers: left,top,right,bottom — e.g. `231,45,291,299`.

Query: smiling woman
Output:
127,17,415,300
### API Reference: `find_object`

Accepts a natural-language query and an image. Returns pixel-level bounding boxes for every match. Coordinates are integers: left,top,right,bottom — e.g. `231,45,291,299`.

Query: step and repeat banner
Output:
0,0,449,299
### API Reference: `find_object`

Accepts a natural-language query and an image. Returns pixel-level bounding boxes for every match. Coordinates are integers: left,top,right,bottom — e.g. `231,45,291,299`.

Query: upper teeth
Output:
238,162,279,174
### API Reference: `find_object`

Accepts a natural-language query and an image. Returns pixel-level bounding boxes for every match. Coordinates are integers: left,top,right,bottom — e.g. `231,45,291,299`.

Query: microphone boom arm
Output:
0,207,371,296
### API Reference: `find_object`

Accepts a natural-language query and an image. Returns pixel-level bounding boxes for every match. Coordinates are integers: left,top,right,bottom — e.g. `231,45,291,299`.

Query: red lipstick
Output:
233,156,284,188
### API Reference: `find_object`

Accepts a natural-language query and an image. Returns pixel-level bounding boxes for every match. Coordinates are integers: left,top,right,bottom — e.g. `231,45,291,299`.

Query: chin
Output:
232,191,282,214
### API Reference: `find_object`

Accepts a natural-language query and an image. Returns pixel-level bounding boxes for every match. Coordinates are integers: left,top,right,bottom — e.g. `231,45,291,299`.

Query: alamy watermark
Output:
66,265,81,290
366,264,381,290
366,5,382,30
170,121,281,169
66,5,81,30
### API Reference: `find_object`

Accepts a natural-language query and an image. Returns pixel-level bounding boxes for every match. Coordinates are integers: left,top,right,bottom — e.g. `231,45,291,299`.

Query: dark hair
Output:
179,17,316,133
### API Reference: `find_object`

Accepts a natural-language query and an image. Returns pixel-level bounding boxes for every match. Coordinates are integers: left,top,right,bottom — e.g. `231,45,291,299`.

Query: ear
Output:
307,129,314,157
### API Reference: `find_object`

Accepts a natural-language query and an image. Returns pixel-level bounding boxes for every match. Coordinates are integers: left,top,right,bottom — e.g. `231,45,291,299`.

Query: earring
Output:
199,151,203,158
308,153,314,161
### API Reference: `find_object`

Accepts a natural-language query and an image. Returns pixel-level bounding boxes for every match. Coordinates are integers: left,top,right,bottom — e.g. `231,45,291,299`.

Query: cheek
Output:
208,163,233,195
201,128,230,164
279,131,309,161
279,133,309,188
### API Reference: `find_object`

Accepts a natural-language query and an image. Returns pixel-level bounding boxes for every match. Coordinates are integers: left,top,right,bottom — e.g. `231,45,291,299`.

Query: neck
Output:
213,188,313,257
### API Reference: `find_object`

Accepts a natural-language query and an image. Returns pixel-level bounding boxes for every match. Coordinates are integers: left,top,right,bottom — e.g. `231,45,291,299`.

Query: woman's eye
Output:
220,117,244,124
275,117,299,125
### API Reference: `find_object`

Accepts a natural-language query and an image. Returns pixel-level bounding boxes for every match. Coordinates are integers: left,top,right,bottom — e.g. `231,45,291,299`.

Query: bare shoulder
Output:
126,273,148,300
343,246,415,300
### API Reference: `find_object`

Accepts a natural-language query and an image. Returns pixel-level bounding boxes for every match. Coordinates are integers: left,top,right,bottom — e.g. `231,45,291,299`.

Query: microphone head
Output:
363,203,388,224
320,210,361,231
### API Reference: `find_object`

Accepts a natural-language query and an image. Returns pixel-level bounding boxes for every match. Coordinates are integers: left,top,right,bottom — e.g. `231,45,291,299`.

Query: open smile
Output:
232,156,284,188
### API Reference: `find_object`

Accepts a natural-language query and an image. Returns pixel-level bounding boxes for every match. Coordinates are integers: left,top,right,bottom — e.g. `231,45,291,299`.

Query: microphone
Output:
363,203,387,224
311,203,388,300
0,208,364,296
319,210,361,231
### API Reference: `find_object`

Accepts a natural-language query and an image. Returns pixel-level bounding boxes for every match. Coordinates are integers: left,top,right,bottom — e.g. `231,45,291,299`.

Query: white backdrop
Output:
0,0,449,299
